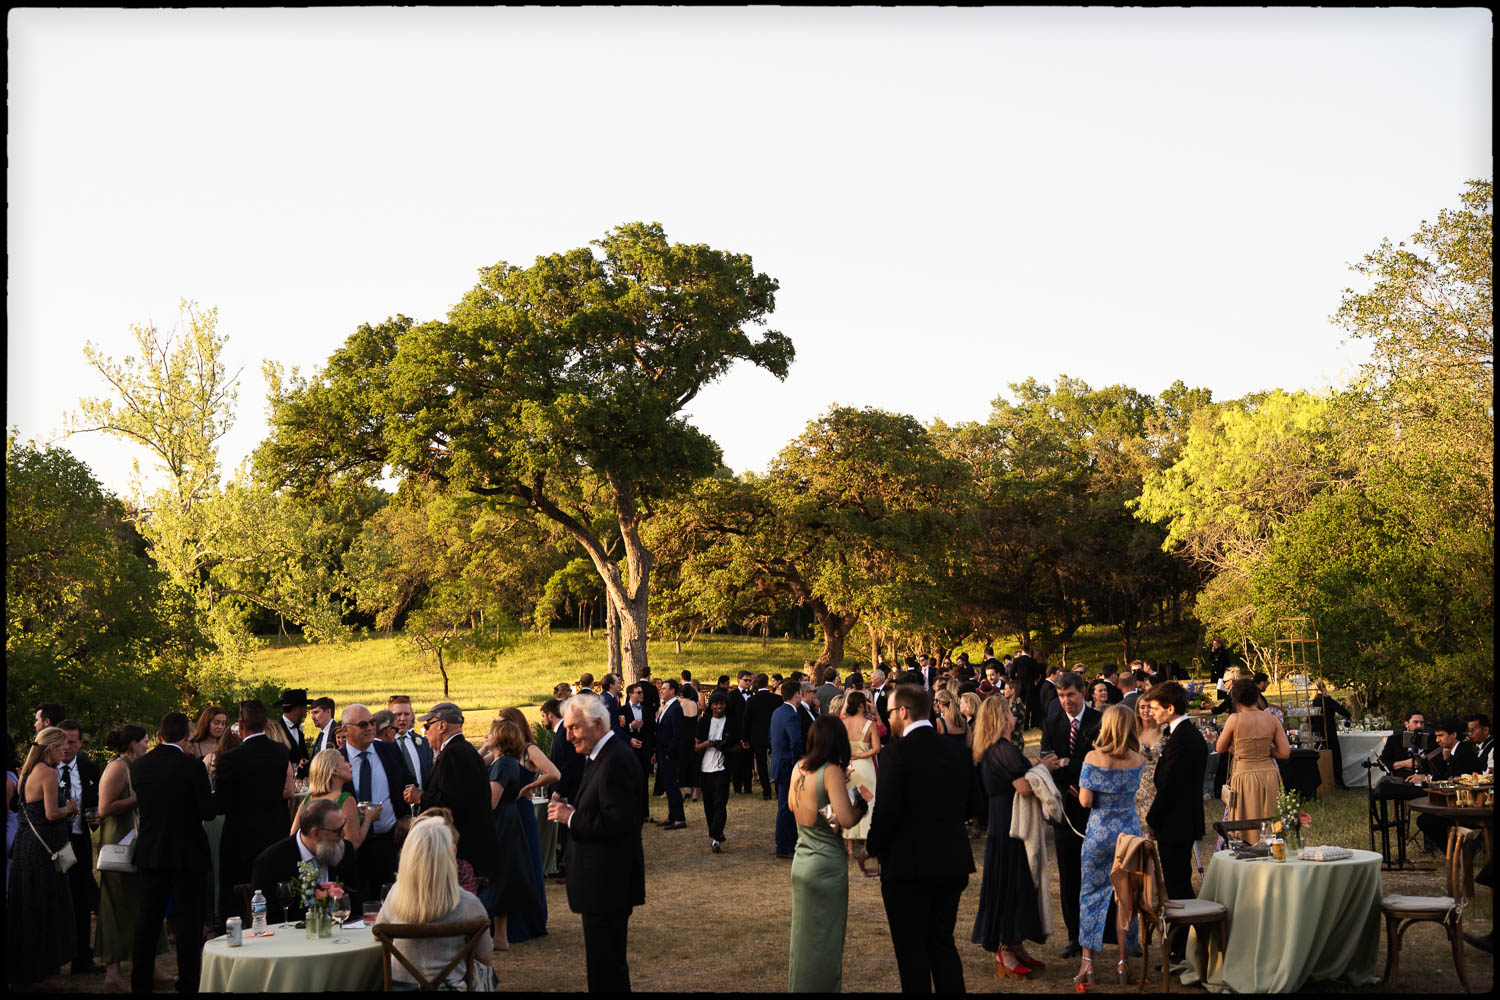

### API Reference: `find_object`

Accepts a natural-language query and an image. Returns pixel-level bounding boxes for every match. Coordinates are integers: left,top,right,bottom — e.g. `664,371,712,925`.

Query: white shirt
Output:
702,716,727,773
659,696,678,721
902,719,934,735
344,744,396,834
395,731,424,787
295,833,329,883
1165,715,1190,736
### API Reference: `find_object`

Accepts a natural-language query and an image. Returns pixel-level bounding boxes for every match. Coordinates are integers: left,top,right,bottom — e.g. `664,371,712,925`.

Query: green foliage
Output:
5,439,192,747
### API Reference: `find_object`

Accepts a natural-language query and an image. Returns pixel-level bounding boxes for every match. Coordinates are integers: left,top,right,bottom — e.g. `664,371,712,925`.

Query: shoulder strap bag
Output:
96,763,139,872
23,794,78,873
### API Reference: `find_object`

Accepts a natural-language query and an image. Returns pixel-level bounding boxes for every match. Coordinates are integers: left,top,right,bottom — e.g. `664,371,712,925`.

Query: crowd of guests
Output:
7,647,1493,994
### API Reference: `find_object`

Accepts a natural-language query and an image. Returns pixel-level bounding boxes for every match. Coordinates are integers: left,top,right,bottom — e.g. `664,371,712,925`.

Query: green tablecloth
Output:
200,925,382,992
1182,848,1382,993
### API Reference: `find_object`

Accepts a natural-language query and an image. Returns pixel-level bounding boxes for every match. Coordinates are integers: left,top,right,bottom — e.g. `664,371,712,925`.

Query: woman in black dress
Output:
7,727,78,987
969,696,1047,979
479,719,543,950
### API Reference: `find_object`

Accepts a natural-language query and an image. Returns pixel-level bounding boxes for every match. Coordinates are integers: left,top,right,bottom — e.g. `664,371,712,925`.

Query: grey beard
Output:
314,838,345,868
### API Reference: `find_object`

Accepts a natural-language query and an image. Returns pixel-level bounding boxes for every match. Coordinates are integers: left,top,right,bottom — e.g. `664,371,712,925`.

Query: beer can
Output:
225,916,243,947
1270,838,1286,863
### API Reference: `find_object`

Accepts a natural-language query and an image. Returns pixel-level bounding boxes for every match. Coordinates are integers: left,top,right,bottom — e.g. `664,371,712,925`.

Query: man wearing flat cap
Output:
403,703,499,883
276,689,312,773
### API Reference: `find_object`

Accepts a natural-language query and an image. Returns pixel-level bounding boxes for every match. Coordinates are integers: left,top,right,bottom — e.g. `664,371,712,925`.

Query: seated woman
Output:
374,820,495,991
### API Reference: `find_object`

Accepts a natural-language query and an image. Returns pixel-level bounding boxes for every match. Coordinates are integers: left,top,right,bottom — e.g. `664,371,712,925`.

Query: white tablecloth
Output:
1336,732,1392,788
200,925,382,992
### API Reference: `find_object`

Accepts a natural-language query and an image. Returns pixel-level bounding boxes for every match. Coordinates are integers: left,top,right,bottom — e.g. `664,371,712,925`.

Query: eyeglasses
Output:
317,825,345,837
348,720,375,729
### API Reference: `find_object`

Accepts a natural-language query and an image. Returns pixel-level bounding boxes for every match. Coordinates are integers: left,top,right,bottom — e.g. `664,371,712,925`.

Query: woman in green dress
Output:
788,715,871,993
96,725,169,993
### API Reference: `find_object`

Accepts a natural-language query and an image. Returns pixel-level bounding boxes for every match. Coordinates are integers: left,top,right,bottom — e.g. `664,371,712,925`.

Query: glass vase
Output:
1287,829,1303,855
305,907,332,939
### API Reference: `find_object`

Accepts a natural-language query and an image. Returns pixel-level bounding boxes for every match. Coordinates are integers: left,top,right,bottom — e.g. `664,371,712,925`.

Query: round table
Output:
1182,848,1382,993
200,925,382,992
1408,796,1495,875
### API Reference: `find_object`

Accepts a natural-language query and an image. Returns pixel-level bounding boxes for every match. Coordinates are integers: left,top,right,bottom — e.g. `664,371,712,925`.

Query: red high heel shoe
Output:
996,948,1032,979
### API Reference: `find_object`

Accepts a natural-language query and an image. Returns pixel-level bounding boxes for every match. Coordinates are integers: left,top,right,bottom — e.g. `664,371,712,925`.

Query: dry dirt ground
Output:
32,787,1494,994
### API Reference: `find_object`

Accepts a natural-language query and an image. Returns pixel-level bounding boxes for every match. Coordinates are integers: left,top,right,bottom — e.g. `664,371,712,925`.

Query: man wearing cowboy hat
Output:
276,689,312,773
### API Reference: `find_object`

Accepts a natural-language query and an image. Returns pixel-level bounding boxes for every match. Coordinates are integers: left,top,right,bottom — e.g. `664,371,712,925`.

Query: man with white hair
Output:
870,668,891,730
548,692,645,992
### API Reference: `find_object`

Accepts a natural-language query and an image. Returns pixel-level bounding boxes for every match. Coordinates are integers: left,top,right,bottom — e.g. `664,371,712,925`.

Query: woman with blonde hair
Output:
969,695,1046,978
840,692,880,876
1075,704,1146,988
933,690,968,749
958,692,983,751
291,748,380,849
6,727,78,986
411,807,477,893
373,820,494,990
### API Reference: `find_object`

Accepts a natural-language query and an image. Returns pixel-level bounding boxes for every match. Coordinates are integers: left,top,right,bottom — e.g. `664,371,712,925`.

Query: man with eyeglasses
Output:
251,797,361,924
338,704,415,903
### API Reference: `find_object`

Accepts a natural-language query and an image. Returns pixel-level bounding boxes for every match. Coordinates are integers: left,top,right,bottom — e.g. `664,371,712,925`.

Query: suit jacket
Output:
656,700,685,763
1039,679,1059,715
422,735,500,871
1039,706,1102,830
797,703,816,747
250,834,361,923
602,691,631,743
815,683,842,714
866,725,978,879
564,733,645,914
1428,742,1480,780
279,716,311,768
769,703,804,775
549,721,585,802
393,731,434,787
57,753,101,833
638,681,660,722
623,701,655,756
1122,690,1142,711
917,665,940,691
338,739,415,821
871,685,892,728
310,721,338,757
217,734,294,881
744,690,783,749
1146,718,1208,842
133,745,216,872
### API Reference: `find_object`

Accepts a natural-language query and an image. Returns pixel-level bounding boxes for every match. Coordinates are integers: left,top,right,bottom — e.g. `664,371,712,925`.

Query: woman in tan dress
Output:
1216,678,1289,843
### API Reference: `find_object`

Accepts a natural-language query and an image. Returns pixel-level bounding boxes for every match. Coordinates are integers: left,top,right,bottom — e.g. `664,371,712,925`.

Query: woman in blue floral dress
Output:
1075,704,1146,989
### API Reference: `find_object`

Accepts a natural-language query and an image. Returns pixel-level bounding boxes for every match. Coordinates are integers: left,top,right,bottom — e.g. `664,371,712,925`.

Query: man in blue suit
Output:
655,679,688,830
769,679,805,860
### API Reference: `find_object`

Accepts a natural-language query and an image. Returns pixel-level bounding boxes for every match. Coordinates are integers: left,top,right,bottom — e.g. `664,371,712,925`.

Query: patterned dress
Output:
1078,762,1143,952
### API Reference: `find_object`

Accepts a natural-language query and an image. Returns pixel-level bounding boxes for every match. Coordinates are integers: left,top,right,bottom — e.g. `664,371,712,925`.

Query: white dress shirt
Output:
702,716,727,773
395,731,424,787
344,744,397,835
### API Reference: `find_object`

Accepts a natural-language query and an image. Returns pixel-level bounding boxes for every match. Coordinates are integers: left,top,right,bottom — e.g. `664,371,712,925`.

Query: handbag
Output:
23,800,77,873
95,767,139,872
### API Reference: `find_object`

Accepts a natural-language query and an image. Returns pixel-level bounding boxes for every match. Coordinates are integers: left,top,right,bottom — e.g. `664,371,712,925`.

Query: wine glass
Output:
331,894,352,944
275,881,296,930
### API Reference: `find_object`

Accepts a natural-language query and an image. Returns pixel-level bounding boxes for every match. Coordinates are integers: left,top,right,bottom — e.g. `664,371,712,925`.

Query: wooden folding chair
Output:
371,918,491,991
1378,825,1479,994
1132,839,1228,993
1213,818,1274,847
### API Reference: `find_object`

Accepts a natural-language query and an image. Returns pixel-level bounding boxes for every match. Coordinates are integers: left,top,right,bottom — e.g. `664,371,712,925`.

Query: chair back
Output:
371,918,490,991
1213,818,1272,846
1447,825,1479,911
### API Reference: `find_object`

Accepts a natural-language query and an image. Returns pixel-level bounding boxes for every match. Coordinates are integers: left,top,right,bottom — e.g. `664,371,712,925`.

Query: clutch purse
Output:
97,829,137,872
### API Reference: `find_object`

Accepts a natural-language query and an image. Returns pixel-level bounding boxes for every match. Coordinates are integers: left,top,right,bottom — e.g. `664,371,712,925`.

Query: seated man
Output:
1468,715,1494,774
1413,719,1480,852
251,797,361,923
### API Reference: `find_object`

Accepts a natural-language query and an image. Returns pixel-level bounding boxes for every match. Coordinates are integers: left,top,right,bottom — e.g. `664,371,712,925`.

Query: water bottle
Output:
250,889,267,934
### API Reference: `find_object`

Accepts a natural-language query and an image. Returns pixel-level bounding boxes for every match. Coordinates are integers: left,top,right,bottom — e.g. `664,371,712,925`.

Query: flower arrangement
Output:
296,860,347,938
1271,789,1312,849
1183,681,1217,714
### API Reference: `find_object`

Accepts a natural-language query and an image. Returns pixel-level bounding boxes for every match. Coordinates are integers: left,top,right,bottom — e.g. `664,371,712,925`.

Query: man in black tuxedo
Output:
275,689,312,774
543,698,583,874
916,656,941,692
743,674,781,801
1415,719,1481,852
729,671,755,793
796,683,818,744
337,703,414,901
1011,645,1044,728
216,700,294,921
1038,672,1101,958
250,798,361,923
56,720,102,974
869,669,893,730
548,692,646,992
601,674,631,743
654,679,688,828
1143,682,1208,962
404,703,499,883
622,685,656,822
132,712,216,994
308,697,338,756
387,695,434,789
864,686,978,993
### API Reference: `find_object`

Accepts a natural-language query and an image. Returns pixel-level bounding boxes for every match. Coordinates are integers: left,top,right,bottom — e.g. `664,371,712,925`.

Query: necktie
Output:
401,734,421,786
1068,718,1081,798
357,750,373,803
58,762,70,806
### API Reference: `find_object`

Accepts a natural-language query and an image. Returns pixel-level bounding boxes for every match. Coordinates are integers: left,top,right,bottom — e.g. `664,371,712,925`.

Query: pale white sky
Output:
8,7,1492,499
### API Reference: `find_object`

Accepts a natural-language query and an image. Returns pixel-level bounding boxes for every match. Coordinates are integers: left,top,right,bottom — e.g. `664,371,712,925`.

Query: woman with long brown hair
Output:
969,695,1047,979
484,709,559,946
187,706,229,760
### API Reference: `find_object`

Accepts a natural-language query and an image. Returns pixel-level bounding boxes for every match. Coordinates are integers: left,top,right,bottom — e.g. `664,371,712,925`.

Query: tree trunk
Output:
868,622,881,674
437,648,450,699
811,602,857,669
761,619,768,649
606,601,622,677
587,601,594,640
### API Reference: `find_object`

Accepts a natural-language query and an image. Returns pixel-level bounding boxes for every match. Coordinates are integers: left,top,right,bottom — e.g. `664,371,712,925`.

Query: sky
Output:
8,7,1492,500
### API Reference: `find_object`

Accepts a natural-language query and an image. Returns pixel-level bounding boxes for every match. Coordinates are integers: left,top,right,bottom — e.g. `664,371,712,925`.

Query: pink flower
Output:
329,885,344,898
1299,812,1312,828
315,888,328,901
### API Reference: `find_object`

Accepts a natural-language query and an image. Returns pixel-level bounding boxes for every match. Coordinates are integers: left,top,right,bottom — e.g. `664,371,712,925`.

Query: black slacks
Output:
134,868,206,994
658,757,684,823
752,745,772,797
1054,820,1084,943
1157,838,1195,960
357,829,399,906
633,748,653,818
700,769,729,841
67,830,99,966
879,875,968,993
581,909,632,992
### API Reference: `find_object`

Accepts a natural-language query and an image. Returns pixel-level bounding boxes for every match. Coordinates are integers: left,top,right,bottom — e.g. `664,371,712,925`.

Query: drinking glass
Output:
363,901,382,927
381,882,395,900
275,881,296,929
331,895,352,944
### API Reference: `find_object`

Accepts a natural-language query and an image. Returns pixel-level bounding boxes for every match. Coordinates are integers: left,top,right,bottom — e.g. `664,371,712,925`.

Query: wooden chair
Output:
1128,839,1228,993
371,918,491,992
1212,817,1273,848
1378,825,1479,993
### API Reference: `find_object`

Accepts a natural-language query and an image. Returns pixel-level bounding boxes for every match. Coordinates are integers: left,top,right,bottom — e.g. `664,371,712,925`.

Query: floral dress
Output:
1078,762,1143,952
